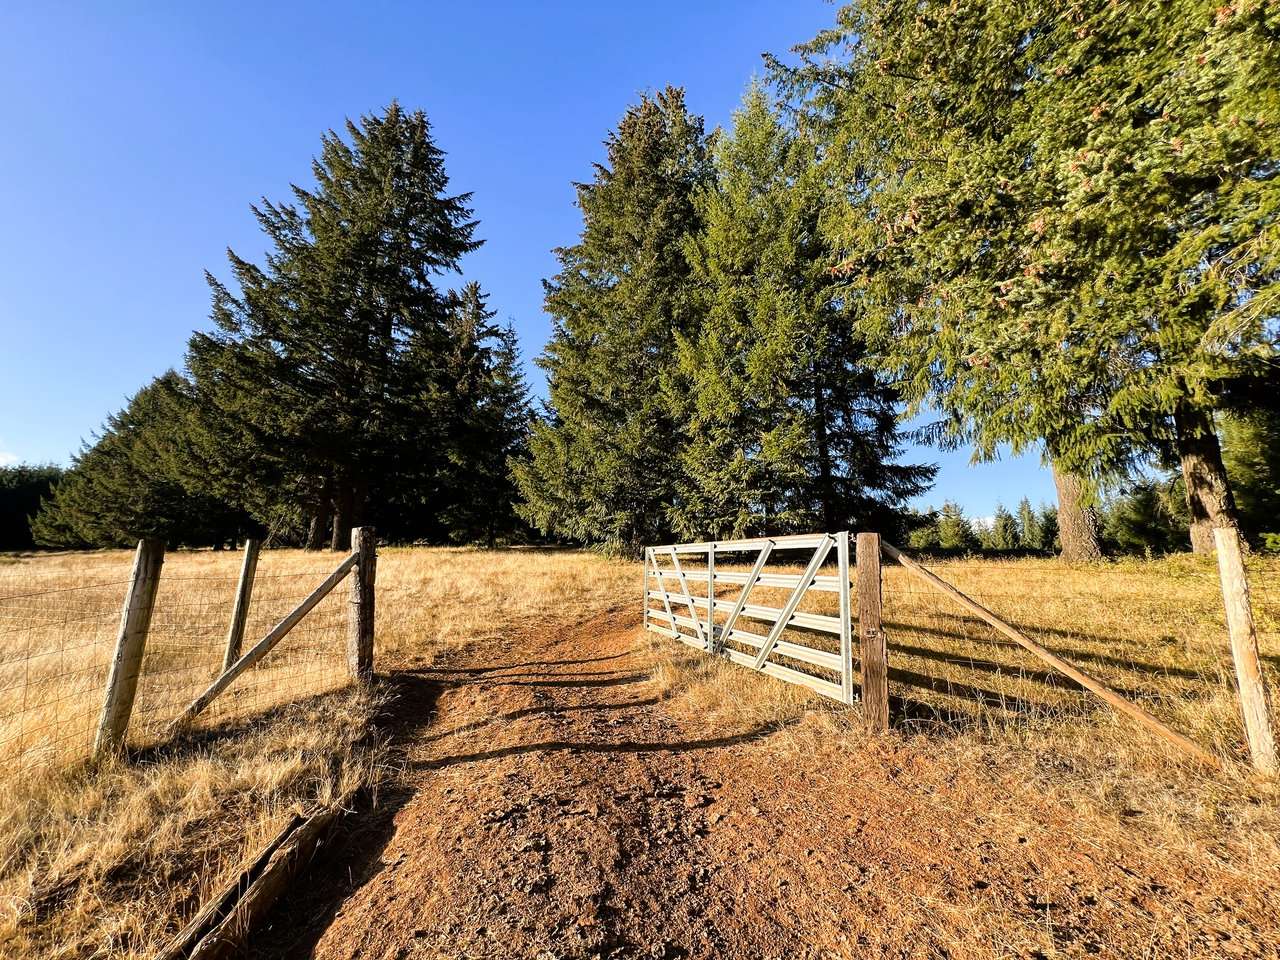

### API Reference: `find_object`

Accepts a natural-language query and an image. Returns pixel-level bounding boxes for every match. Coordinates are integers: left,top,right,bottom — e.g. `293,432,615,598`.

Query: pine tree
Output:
773,0,1280,558
988,503,1020,552
936,501,979,552
515,88,712,553
433,283,532,546
1221,410,1280,546
187,103,480,549
1102,477,1188,556
1016,498,1040,553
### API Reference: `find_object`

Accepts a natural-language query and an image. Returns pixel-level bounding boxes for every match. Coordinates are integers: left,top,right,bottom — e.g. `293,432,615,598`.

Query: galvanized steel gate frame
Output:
643,532,860,705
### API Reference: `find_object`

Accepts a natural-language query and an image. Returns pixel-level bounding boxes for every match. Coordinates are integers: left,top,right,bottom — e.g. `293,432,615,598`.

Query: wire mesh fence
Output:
0,548,358,779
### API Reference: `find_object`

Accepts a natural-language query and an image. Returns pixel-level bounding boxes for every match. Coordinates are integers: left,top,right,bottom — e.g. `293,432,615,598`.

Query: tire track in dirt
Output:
252,609,1276,960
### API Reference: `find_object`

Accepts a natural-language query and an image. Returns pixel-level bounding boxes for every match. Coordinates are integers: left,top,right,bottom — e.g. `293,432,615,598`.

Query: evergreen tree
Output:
773,0,1280,558
515,88,712,553
936,501,980,552
432,282,532,546
1221,411,1280,546
32,374,251,548
987,503,1020,552
187,103,480,549
1038,504,1060,554
1102,477,1188,556
671,85,933,539
0,465,63,550
1016,498,1041,553
903,508,941,550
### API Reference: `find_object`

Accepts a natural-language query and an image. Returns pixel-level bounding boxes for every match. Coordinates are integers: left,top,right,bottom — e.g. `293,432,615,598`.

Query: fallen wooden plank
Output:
162,792,356,960
159,813,305,960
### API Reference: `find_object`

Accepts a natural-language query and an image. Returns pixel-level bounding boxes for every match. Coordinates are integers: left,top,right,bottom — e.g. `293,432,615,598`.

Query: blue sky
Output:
0,0,1058,517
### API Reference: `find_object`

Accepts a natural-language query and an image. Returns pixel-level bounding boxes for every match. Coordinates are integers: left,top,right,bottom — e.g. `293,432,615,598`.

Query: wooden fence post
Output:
94,539,165,760
223,539,260,672
347,527,376,685
1214,526,1278,775
856,532,889,733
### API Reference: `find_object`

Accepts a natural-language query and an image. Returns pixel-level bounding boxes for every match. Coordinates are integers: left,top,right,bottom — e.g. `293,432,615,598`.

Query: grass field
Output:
0,545,1277,957
0,546,639,959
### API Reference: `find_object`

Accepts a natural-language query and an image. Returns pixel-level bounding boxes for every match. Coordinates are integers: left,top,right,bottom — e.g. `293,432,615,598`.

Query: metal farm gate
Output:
643,532,891,729
644,531,1223,765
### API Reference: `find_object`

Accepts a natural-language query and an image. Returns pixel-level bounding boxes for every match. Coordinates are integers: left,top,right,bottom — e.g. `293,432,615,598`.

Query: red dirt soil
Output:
251,610,1277,959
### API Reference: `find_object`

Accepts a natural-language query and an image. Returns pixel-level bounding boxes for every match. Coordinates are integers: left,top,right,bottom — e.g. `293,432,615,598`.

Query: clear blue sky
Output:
0,0,1057,518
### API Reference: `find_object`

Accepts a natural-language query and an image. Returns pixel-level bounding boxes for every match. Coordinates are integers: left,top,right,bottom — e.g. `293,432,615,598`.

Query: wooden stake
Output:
222,540,260,672
856,533,889,732
94,539,165,760
1214,526,1278,775
347,526,376,685
881,541,1221,769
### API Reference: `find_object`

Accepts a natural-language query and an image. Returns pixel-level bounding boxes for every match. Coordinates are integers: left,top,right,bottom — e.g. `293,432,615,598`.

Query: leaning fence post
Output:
1214,526,1278,774
347,526,376,685
94,539,165,760
856,532,889,733
223,539,261,672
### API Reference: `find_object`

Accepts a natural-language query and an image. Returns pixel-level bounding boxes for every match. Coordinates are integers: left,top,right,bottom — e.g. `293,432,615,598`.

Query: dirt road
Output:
252,610,1274,959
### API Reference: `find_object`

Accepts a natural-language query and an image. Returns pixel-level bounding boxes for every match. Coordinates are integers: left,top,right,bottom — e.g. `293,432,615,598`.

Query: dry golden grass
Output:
0,544,638,959
646,551,1280,866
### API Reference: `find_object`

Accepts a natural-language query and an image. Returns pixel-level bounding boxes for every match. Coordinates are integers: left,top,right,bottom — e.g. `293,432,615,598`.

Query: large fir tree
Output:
187,103,481,549
515,87,712,553
774,0,1279,557
671,85,933,540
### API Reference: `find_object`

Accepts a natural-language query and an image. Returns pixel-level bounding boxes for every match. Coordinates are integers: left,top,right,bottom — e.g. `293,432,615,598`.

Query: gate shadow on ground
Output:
248,651,757,959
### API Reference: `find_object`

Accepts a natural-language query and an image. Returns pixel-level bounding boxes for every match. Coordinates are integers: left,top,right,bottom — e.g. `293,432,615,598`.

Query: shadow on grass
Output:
246,670,445,960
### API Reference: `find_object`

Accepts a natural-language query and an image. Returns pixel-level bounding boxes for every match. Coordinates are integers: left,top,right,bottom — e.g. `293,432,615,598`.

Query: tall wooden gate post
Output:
94,539,165,760
223,539,261,672
1214,526,1278,774
856,532,889,733
347,527,377,685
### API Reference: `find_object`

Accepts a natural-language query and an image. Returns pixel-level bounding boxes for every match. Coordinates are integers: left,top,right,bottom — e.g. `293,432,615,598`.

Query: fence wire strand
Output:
0,549,356,777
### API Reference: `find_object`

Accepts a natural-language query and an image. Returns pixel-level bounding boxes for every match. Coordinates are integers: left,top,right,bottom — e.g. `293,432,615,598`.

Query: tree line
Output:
8,0,1277,558
32,105,531,551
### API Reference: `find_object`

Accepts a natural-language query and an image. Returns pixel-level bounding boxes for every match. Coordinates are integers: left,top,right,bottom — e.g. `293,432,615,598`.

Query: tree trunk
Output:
331,475,353,552
1051,459,1102,562
305,475,333,551
1173,398,1239,554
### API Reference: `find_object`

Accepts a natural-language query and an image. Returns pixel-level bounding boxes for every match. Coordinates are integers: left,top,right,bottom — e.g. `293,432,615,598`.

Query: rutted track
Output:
251,610,1276,959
